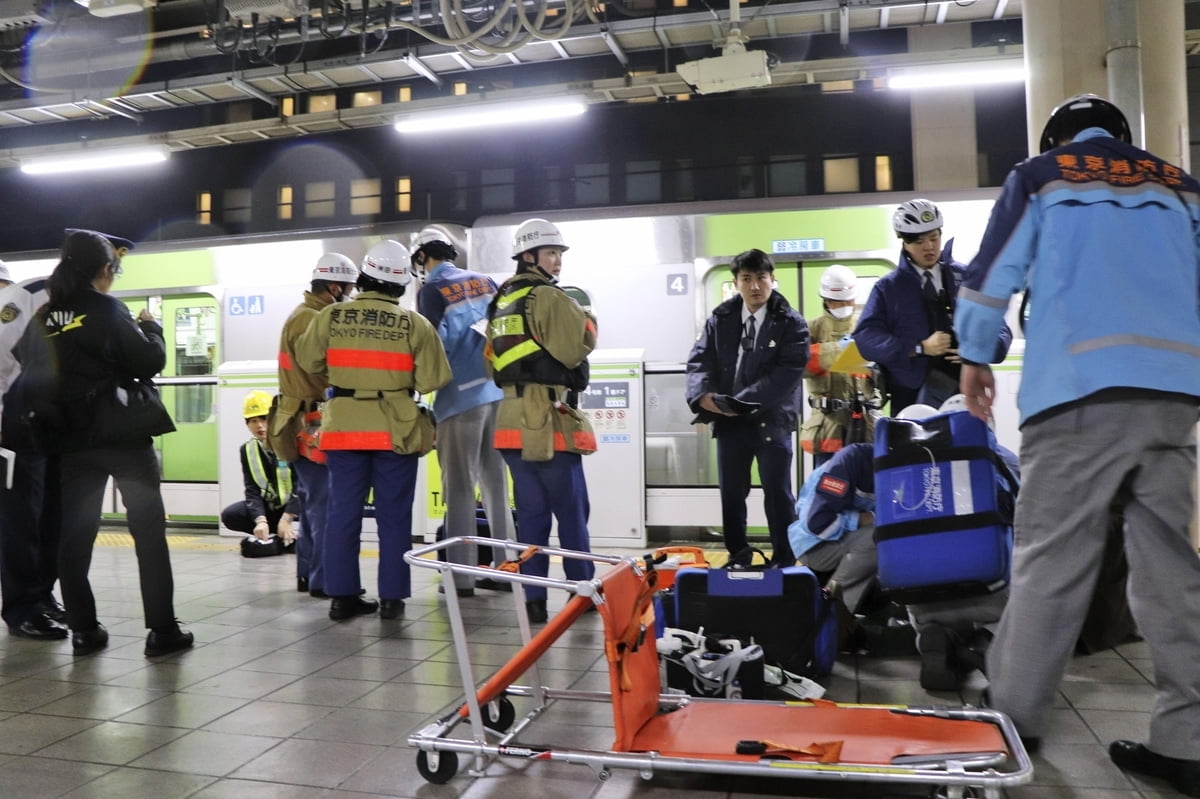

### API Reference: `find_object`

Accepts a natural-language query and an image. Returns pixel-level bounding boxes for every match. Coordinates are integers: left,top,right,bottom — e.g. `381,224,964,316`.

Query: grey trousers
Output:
986,397,1200,759
438,401,514,590
801,524,877,614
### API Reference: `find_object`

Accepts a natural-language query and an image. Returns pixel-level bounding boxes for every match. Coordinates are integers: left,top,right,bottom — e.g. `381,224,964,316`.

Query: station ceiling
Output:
0,0,1191,168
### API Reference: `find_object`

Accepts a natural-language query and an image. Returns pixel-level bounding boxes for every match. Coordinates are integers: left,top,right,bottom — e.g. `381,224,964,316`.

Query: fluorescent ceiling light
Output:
394,98,587,135
887,62,1026,90
20,146,170,176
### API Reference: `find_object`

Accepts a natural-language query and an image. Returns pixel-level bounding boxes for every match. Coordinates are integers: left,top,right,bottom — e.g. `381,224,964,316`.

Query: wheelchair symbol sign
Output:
228,295,265,316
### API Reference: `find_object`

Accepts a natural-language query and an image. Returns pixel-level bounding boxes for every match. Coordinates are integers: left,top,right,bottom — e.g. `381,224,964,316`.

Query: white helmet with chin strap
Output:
361,240,413,286
311,252,359,283
511,218,569,259
893,199,943,237
819,264,857,301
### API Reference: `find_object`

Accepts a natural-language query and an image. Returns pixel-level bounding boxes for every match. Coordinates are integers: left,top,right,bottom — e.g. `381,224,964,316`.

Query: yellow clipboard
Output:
829,339,871,374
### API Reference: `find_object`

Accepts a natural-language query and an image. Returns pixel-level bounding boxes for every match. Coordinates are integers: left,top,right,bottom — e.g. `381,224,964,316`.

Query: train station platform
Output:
0,529,1161,798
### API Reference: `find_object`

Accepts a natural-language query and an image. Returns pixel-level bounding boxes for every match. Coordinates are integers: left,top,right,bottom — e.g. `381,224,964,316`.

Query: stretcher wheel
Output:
416,750,458,784
483,696,516,732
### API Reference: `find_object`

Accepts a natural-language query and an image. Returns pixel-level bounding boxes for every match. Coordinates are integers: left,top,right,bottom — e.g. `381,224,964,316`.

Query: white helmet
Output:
311,252,358,283
939,394,969,413
895,403,939,421
361,240,413,286
512,218,568,259
893,199,943,236
819,264,857,301
0,261,11,283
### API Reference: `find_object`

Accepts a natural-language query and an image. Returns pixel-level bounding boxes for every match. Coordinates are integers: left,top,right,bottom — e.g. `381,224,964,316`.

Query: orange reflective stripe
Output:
326,349,414,371
279,351,293,370
806,343,826,376
495,428,596,453
319,430,393,450
494,429,522,449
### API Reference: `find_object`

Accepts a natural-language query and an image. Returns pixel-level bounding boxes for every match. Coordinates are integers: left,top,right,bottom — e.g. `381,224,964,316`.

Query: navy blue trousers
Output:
324,450,417,601
716,431,797,565
501,451,593,601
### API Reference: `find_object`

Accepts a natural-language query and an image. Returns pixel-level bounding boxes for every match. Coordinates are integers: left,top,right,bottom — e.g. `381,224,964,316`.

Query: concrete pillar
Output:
908,24,979,191
1021,0,1108,156
1023,0,1187,167
1139,0,1189,170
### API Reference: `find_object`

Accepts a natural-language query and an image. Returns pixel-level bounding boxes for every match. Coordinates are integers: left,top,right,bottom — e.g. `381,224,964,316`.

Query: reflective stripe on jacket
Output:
293,291,451,454
243,439,292,507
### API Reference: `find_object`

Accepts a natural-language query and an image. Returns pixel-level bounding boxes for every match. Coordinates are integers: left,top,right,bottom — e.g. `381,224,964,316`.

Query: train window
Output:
305,181,336,217
736,156,756,198
626,160,661,204
824,156,860,193
278,185,294,220
308,93,336,113
223,188,251,224
281,97,295,117
350,178,381,215
875,155,893,192
543,165,562,207
574,163,609,206
172,303,218,424
450,171,468,213
352,91,381,108
453,82,467,96
396,177,412,213
481,168,515,211
768,157,806,197
398,86,412,102
196,192,212,225
674,159,694,201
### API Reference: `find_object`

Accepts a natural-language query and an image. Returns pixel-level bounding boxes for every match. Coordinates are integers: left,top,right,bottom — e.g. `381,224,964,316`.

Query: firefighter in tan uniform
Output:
800,265,878,467
271,252,359,596
295,240,451,621
485,219,597,624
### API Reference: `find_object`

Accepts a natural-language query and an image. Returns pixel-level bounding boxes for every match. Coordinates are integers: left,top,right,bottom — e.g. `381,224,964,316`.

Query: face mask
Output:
829,306,855,320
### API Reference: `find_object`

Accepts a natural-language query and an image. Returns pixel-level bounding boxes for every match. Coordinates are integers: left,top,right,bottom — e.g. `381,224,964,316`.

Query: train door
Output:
112,292,221,522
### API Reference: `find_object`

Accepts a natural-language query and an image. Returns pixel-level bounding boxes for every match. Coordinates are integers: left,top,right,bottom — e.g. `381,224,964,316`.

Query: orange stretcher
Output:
405,538,1033,798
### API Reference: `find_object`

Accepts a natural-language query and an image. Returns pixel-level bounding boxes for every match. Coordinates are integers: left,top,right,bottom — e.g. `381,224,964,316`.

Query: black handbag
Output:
88,378,177,447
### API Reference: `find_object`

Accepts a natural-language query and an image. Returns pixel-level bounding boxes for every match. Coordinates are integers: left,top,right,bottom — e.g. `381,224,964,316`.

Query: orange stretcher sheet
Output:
629,702,1008,764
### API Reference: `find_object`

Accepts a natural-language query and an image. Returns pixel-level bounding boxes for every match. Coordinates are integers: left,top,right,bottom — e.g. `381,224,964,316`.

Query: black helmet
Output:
1039,94,1131,153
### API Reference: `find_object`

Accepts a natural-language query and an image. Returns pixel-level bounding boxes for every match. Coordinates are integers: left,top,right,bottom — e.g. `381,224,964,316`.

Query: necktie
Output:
735,316,756,390
922,271,938,305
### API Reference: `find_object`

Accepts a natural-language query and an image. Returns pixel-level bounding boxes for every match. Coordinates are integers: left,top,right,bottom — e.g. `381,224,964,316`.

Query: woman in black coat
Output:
27,230,192,657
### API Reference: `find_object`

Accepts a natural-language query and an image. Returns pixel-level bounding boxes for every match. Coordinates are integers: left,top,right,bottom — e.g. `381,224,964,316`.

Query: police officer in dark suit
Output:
686,249,809,567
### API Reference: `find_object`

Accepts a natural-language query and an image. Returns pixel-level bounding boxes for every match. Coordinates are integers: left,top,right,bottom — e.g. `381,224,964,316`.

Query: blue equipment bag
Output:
673,565,838,678
873,410,1019,604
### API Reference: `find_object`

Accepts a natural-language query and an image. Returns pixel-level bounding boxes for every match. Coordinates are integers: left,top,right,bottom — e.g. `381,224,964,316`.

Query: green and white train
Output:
2,190,1097,548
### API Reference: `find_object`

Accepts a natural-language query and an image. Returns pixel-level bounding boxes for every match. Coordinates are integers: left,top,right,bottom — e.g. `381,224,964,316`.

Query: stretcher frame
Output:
405,537,1034,798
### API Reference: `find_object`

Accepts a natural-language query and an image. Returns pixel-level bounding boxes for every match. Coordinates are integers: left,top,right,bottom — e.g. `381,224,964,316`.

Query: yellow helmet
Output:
242,390,272,419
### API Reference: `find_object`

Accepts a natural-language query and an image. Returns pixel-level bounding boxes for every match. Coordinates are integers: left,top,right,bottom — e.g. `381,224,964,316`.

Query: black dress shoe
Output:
41,600,67,624
525,599,548,624
917,624,961,692
297,577,309,593
1110,740,1200,796
11,614,69,640
329,596,379,620
379,599,405,619
72,624,109,656
475,576,513,593
145,623,194,657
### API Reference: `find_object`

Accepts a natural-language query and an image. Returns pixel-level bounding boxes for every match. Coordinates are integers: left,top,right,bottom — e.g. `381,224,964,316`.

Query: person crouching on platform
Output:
221,390,300,557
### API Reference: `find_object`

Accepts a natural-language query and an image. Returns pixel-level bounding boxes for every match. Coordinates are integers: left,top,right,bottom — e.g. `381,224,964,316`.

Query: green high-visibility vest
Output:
243,440,292,509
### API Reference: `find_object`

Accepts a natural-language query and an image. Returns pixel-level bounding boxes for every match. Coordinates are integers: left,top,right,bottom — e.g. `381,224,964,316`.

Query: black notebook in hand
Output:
712,394,761,415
